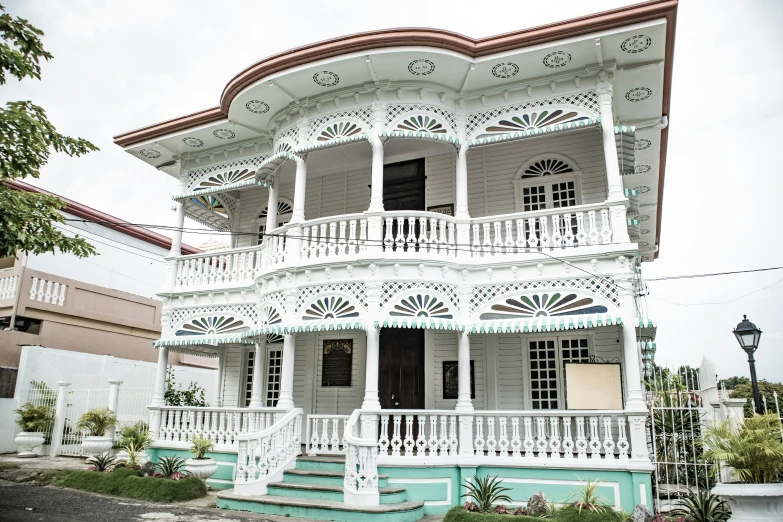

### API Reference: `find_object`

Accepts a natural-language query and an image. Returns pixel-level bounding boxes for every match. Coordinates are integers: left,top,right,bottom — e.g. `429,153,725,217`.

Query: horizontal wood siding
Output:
293,337,308,409
220,345,244,408
497,334,525,410
432,331,486,410
425,154,456,209
314,331,365,415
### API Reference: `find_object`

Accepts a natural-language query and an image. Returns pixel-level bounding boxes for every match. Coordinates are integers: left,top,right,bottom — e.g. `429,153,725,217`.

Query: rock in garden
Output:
141,461,155,477
5,470,40,483
527,492,547,516
631,504,653,522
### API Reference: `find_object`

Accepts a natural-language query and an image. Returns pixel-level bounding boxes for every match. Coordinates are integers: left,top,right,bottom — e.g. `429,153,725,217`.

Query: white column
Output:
151,346,169,407
106,379,123,442
249,339,267,408
277,333,296,409
455,332,474,412
266,179,279,231
290,158,307,224
362,326,381,410
169,202,185,256
49,381,71,457
455,146,469,219
596,73,625,203
367,139,384,212
213,348,226,407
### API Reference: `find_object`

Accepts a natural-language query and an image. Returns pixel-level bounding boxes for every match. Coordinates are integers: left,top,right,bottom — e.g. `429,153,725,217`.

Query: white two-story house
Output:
113,1,674,519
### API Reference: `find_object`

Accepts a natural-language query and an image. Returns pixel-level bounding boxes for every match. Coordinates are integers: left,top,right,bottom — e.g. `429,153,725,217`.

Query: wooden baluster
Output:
299,227,309,259
232,253,240,282
309,225,319,258
321,418,330,452
51,283,59,306
589,416,601,459
481,223,491,255
309,418,319,454
515,219,525,250
486,417,497,457
326,222,336,257
395,218,406,250
449,416,458,456
617,416,629,460
383,218,394,251
602,416,616,459
549,417,561,459
447,222,456,257
439,219,448,255
378,415,390,456
224,255,233,284
600,208,612,244
406,217,417,251
174,261,184,287
492,222,503,254
359,220,368,252
44,280,52,303
472,223,481,257
474,416,485,457
498,416,509,457
206,256,215,284
173,410,182,441
527,218,538,247
213,256,222,283
419,217,429,253
504,220,514,253
338,221,347,256
575,212,587,245
416,416,427,456
30,277,38,300
562,417,574,459
576,416,587,459
331,418,340,451
428,416,439,456
551,214,563,246
239,253,248,281
438,416,449,457
347,220,358,254
429,218,439,255
536,417,548,458
563,213,575,246
587,210,599,244
510,417,521,458
391,415,402,457
404,416,414,456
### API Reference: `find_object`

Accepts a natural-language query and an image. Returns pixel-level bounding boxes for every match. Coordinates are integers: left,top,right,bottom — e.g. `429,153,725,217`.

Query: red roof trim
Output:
4,180,201,255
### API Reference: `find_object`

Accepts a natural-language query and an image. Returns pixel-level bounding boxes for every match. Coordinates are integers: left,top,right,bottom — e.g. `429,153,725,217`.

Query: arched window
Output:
513,155,582,213
255,199,293,244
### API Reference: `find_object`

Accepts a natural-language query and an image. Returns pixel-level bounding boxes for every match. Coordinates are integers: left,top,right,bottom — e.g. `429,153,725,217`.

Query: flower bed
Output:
444,506,625,522
57,467,207,502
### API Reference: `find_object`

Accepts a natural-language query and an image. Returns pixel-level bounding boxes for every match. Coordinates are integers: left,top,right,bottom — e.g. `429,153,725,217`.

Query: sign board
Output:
427,204,454,216
564,362,623,410
322,339,352,387
442,360,475,399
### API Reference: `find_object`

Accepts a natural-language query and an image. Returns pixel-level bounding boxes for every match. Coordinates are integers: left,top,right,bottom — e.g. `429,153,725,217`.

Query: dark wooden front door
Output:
378,328,425,409
382,158,426,211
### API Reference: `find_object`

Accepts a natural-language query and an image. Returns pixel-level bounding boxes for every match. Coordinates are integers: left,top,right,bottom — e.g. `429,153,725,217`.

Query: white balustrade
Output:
382,212,456,256
173,245,264,289
28,276,67,306
344,409,380,506
0,274,18,300
235,408,302,495
470,204,613,257
300,214,367,261
377,410,459,458
306,414,349,456
151,406,280,448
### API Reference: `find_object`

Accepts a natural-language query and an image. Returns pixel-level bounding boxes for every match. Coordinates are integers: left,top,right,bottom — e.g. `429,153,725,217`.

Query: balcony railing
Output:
167,202,624,290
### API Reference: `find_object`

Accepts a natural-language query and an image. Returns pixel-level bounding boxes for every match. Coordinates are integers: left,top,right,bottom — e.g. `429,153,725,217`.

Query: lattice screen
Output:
169,304,260,330
384,104,457,134
296,283,368,313
469,277,619,314
186,154,269,190
380,281,459,310
307,108,374,141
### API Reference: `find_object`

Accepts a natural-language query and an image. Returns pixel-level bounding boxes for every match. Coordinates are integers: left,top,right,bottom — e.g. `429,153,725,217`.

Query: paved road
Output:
0,482,278,522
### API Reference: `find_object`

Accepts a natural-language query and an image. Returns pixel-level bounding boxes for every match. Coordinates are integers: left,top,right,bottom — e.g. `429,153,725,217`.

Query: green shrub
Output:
443,505,624,522
13,403,53,432
704,413,783,484
554,506,622,522
155,456,187,478
58,468,206,502
670,489,730,522
118,422,151,450
461,474,512,513
74,408,117,436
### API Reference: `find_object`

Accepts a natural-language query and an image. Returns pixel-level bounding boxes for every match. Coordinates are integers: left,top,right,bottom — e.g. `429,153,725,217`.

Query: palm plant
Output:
188,435,213,460
542,501,560,519
567,478,609,514
704,413,783,484
88,452,116,472
13,403,53,432
670,489,731,522
155,456,187,478
74,408,117,436
460,474,512,513
118,422,151,450
123,442,143,468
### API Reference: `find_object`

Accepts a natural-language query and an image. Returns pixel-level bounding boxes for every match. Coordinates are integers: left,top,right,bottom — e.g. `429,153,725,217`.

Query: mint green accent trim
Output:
469,118,600,148
267,485,343,502
171,178,269,202
471,314,622,334
636,317,656,328
632,472,653,509
624,188,639,197
244,319,366,338
297,133,369,153
149,448,236,489
294,459,345,472
284,471,390,488
379,465,460,516
375,317,463,331
381,130,460,146
215,497,424,522
627,217,640,226
614,125,636,134
153,333,253,348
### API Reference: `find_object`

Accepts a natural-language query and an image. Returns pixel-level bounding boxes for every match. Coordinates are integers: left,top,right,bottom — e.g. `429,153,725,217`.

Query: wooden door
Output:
378,328,425,409
382,159,426,250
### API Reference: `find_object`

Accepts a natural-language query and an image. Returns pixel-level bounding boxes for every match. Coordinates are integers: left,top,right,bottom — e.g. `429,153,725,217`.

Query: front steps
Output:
216,456,425,522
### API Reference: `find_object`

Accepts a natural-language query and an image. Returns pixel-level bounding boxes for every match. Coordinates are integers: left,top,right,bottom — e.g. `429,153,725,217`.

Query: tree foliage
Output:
164,366,207,407
0,5,97,259
732,380,783,417
722,375,751,390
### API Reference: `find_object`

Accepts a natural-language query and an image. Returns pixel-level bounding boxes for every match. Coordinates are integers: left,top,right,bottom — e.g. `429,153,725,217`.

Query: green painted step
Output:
217,491,424,522
294,455,346,472
284,468,390,488
267,482,407,504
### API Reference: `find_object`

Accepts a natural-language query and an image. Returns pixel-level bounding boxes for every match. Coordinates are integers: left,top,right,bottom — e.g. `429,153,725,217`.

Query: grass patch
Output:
0,462,20,471
58,467,206,502
37,469,73,485
444,506,623,522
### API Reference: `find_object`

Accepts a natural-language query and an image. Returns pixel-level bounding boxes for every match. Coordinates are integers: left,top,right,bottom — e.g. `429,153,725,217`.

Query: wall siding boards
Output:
425,154,456,209
314,331,365,416
432,331,486,410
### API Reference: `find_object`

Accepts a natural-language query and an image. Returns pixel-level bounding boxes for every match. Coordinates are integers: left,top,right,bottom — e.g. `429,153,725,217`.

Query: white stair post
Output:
106,379,123,443
49,381,71,457
249,339,267,408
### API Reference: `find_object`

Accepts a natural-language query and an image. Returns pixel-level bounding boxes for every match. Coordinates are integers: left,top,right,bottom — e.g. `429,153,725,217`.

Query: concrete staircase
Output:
216,455,425,522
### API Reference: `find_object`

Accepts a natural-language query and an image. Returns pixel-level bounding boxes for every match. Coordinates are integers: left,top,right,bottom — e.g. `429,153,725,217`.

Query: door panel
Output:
382,159,426,250
378,328,425,409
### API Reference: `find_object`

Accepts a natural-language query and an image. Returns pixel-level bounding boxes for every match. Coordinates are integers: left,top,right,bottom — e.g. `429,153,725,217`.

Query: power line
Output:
648,276,783,306
646,266,783,281
54,222,167,263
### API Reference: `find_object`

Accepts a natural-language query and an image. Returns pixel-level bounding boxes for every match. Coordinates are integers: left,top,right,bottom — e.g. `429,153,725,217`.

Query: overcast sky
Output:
4,0,783,384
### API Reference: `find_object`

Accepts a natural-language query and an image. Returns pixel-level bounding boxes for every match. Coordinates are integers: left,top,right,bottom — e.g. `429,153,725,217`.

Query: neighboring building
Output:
0,180,211,370
114,1,675,518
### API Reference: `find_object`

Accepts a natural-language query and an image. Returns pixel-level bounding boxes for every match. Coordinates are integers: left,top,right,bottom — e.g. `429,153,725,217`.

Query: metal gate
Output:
60,374,110,456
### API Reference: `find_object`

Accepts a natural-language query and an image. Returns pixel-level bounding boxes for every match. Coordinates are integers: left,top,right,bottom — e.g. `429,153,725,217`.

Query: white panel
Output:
220,346,244,408
314,331,364,415
497,334,525,410
425,153,456,209
292,336,308,407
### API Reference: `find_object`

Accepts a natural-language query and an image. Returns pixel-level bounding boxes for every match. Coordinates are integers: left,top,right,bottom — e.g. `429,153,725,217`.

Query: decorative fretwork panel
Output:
175,315,248,336
385,104,456,134
466,91,599,138
479,292,609,320
169,304,260,333
381,282,459,310
307,108,374,141
388,293,454,319
470,278,619,315
261,292,287,316
275,125,300,146
523,158,574,177
186,154,268,190
302,295,361,320
296,283,367,313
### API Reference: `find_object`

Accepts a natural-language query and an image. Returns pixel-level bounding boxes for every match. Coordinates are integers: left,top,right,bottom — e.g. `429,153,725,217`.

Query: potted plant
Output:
75,407,118,459
13,403,53,458
115,422,152,466
185,435,218,482
708,413,783,521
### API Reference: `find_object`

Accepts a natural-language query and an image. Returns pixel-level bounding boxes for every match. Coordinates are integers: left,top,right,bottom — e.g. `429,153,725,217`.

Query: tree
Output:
0,5,97,259
722,376,751,390
731,380,783,418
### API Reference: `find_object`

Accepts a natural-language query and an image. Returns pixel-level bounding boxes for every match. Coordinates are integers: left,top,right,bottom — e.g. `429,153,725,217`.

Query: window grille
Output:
529,337,591,410
266,348,283,407
244,350,255,407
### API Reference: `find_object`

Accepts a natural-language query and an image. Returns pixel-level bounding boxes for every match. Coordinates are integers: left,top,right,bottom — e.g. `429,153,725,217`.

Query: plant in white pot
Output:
13,403,53,458
708,413,783,521
185,435,218,483
115,422,152,467
75,407,117,461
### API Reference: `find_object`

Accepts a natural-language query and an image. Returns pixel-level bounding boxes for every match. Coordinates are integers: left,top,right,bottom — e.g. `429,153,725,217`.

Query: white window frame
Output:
521,332,594,410
512,155,583,213
240,347,255,407
264,340,284,407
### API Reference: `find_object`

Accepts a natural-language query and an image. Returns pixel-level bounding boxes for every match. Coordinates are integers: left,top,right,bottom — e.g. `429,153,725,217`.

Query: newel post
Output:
49,381,71,457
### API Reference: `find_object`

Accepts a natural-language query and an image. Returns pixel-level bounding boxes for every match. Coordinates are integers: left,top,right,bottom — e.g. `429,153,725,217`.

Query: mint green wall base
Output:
378,465,461,515
148,447,236,490
216,497,424,522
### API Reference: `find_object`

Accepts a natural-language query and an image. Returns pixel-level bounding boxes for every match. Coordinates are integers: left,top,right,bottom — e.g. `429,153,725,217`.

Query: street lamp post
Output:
733,315,763,415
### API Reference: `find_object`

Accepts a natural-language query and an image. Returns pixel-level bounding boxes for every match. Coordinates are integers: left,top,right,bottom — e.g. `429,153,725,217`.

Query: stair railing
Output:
343,409,380,506
234,408,303,496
